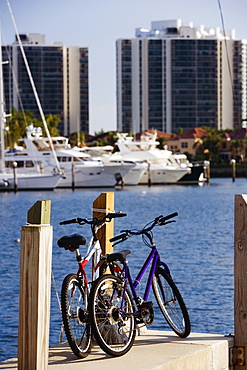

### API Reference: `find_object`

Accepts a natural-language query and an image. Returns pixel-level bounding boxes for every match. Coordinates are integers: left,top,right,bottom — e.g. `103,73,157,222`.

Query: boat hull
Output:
178,164,204,183
57,162,135,188
123,166,147,185
0,173,61,191
139,166,189,184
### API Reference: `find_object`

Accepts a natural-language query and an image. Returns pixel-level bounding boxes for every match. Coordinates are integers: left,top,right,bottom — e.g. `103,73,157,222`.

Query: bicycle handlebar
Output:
59,212,127,226
159,212,178,225
109,212,178,245
109,233,128,242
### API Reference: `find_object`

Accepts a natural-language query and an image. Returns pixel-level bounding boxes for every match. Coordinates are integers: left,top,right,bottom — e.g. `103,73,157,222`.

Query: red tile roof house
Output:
166,128,208,158
221,128,247,162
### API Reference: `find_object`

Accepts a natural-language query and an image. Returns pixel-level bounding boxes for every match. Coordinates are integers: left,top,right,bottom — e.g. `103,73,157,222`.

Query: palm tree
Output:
69,132,85,147
193,129,222,162
5,108,36,148
5,108,61,148
45,113,60,137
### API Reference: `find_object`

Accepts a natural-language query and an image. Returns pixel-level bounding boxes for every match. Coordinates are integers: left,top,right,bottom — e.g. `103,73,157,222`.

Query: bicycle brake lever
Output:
155,215,163,223
160,220,176,226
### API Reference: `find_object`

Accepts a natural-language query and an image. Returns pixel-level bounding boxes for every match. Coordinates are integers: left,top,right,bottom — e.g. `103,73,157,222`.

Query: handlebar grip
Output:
160,212,178,223
109,233,127,242
59,218,79,225
116,212,127,217
108,212,127,219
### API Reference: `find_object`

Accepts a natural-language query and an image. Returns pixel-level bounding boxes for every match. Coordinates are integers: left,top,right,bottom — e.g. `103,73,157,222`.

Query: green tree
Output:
45,113,60,137
94,129,105,135
5,108,61,148
193,129,222,162
5,108,36,148
69,132,85,147
94,131,118,146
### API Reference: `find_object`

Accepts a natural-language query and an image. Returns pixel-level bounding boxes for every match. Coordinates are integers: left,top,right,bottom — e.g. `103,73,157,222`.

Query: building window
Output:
181,142,188,148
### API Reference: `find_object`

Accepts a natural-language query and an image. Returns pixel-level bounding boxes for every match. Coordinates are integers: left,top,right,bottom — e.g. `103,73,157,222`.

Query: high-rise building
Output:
2,33,89,135
116,19,247,134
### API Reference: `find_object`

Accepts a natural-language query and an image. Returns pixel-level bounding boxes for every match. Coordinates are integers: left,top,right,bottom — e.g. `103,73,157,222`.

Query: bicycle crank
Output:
140,301,154,326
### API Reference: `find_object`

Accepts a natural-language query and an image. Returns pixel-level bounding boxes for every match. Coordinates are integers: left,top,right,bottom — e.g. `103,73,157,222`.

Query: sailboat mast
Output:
0,29,5,173
6,0,62,175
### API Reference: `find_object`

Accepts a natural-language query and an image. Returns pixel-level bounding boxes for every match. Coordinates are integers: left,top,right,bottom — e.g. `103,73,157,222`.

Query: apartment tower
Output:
2,33,89,135
116,19,247,134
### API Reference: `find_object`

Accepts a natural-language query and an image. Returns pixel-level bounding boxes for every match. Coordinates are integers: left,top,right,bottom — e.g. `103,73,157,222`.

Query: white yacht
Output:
78,145,147,185
114,132,190,184
5,126,136,188
0,170,61,190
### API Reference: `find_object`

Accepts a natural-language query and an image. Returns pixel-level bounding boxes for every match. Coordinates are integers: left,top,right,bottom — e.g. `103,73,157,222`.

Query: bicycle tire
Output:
61,274,91,358
152,267,190,338
89,274,136,357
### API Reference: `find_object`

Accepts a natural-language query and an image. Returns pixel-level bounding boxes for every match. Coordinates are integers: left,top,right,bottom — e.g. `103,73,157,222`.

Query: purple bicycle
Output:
89,212,191,357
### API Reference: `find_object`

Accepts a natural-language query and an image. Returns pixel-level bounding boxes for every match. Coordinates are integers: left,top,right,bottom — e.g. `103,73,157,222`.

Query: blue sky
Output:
0,0,247,134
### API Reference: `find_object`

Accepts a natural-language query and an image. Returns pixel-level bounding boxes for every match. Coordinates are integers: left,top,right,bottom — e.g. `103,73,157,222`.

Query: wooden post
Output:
231,159,236,182
18,200,52,370
204,160,210,183
147,161,151,187
71,163,75,190
234,194,247,369
13,161,17,192
93,192,114,254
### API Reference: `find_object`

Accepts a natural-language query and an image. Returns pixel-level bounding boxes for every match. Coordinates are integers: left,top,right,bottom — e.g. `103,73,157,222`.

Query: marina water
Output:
0,178,243,362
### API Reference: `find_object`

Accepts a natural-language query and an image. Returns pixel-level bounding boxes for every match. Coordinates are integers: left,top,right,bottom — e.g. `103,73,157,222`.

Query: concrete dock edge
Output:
0,329,234,370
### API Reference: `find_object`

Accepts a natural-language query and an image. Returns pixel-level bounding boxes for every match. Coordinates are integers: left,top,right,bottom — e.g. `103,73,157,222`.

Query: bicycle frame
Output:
108,213,178,314
118,246,170,315
75,221,106,284
99,212,191,340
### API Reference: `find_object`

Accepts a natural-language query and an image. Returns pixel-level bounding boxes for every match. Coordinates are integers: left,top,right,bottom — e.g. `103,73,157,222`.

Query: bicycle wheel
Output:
152,267,190,338
61,274,91,358
89,274,136,357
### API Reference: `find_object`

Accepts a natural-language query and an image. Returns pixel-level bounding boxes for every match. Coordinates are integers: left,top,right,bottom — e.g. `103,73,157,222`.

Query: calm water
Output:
0,178,246,362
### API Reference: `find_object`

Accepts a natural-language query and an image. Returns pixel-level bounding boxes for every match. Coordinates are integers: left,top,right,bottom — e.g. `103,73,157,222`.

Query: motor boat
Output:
5,126,136,188
77,145,147,186
114,132,190,184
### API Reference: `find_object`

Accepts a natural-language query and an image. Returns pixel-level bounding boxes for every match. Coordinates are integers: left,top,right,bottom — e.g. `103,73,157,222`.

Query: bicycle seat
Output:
57,234,86,250
106,249,131,263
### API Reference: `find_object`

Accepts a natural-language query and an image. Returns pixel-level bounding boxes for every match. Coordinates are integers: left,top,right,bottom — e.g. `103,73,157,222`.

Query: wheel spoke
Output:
153,268,190,338
90,274,136,356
